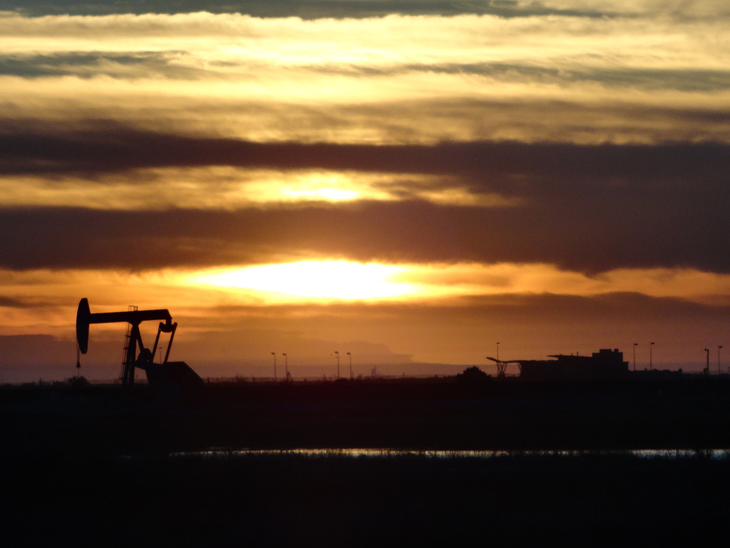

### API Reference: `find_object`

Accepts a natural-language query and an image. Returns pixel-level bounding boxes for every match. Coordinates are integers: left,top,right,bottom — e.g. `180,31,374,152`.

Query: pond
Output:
169,447,730,459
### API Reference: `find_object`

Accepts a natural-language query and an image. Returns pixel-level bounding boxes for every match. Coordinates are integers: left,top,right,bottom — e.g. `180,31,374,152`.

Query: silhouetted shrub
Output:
456,366,491,383
65,376,90,388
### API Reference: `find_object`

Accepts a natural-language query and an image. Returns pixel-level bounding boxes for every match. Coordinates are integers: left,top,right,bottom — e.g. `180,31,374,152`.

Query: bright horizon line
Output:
184,260,730,303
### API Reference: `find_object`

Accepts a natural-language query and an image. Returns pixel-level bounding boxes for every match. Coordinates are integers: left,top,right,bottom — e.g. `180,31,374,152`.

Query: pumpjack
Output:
76,298,203,388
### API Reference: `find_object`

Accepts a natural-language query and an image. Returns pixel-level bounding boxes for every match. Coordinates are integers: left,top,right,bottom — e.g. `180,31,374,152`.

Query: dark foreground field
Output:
3,377,730,454
3,451,730,545
2,378,730,545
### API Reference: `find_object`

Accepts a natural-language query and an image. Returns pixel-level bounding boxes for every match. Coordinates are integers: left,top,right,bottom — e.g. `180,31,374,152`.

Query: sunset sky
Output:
2,1,730,381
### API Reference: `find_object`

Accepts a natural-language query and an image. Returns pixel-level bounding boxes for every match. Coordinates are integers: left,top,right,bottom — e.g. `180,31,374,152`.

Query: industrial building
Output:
518,348,630,381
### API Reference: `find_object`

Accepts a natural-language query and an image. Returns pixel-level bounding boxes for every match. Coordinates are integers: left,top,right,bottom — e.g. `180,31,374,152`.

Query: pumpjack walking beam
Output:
76,298,177,386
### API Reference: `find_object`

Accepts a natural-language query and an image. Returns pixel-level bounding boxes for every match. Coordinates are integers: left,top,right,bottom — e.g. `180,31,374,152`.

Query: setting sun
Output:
189,261,419,301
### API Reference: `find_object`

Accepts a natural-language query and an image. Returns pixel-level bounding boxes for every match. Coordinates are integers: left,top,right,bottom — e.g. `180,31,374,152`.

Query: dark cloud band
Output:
1,196,728,273
2,125,729,182
3,127,730,273
0,0,603,19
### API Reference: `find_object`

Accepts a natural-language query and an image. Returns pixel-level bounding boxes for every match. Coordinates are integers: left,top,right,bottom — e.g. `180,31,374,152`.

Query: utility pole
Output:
334,351,340,379
496,342,500,362
271,352,277,381
283,353,288,381
704,348,710,377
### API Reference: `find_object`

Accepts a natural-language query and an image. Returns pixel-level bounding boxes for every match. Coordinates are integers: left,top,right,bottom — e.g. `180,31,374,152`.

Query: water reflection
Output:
170,448,730,459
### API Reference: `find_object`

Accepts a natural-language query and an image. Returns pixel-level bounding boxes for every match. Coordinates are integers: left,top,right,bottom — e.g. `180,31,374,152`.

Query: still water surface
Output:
170,448,730,459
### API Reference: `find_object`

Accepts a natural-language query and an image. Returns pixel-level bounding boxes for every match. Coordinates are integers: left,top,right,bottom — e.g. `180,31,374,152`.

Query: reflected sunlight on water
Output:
169,448,730,459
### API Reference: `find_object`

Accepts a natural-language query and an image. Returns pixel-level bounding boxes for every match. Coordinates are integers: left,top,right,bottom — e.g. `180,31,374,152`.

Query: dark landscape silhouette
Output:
2,375,730,545
2,301,730,545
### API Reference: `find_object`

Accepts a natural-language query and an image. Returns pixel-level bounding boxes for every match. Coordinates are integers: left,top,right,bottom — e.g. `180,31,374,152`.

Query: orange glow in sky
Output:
188,261,419,301
2,6,730,380
185,262,730,304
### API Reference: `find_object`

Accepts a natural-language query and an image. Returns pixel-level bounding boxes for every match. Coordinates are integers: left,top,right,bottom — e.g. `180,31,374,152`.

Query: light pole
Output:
704,348,710,377
347,352,352,379
496,342,500,362
283,353,288,381
334,351,340,379
718,346,723,376
633,343,638,372
650,342,655,370
271,352,277,381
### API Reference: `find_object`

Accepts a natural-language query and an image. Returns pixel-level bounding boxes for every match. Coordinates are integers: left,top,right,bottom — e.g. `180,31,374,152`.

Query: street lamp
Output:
271,352,277,381
283,353,288,381
334,351,340,379
704,348,710,377
347,352,352,379
650,342,655,370
633,343,638,372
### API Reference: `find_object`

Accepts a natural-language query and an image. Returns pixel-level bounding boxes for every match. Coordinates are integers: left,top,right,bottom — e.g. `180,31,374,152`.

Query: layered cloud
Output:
0,11,728,145
2,10,727,273
1,134,729,273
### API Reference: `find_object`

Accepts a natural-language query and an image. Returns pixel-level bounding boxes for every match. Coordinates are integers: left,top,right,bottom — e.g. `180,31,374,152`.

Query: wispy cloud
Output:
0,11,728,145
